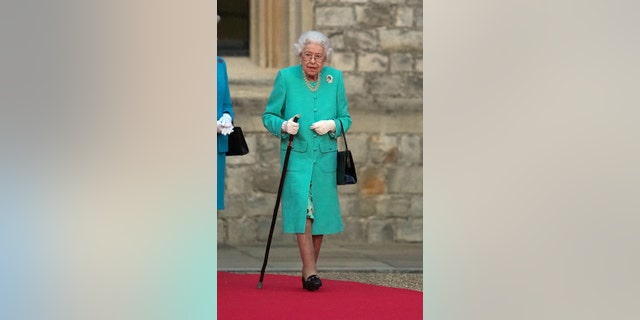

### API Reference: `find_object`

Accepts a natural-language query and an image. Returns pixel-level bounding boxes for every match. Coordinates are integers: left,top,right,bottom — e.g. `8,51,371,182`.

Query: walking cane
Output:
257,115,300,289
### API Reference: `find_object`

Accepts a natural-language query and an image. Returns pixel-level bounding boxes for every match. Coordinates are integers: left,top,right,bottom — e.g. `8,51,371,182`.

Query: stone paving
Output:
218,241,423,291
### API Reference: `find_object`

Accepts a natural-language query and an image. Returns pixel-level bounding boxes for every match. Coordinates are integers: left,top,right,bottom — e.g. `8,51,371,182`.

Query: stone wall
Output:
218,0,423,245
317,0,423,114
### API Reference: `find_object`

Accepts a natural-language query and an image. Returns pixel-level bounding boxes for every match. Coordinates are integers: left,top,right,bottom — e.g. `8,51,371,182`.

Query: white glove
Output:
217,113,234,135
309,120,336,135
281,116,300,135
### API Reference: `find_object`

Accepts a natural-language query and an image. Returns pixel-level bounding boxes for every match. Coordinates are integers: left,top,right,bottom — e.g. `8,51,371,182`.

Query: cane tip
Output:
257,282,263,289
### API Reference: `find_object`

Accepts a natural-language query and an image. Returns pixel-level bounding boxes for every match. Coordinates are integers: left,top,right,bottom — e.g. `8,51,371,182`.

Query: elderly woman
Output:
262,31,352,291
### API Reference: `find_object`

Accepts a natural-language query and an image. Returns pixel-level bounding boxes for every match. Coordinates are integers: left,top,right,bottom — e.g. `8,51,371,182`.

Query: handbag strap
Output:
337,119,349,152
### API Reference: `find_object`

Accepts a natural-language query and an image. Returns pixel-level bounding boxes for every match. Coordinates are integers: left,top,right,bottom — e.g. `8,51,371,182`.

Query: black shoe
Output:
302,275,322,291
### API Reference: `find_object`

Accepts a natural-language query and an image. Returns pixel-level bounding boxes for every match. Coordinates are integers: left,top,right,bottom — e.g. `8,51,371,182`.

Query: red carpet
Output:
218,272,423,319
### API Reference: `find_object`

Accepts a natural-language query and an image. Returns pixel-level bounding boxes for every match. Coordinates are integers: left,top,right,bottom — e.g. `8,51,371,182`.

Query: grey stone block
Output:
253,165,281,193
390,52,414,72
317,7,356,27
340,0,367,3
244,193,278,218
398,133,422,165
343,73,366,95
408,195,423,218
359,194,380,216
373,97,423,112
344,29,379,51
369,74,405,97
358,167,387,197
225,166,256,195
355,4,393,27
340,133,368,164
396,218,422,242
217,218,227,243
372,0,403,4
394,7,414,27
329,34,345,50
331,52,356,71
414,6,423,27
334,216,366,242
387,166,423,194
368,134,399,165
256,216,287,243
228,216,258,244
368,219,395,243
379,29,422,51
376,195,413,218
358,52,389,72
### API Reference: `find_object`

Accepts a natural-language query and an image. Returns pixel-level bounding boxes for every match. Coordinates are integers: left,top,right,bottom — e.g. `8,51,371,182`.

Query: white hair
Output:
293,31,333,63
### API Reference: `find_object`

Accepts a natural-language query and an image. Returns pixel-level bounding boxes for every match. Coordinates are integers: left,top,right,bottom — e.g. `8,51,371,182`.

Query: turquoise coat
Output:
217,57,234,210
262,65,352,235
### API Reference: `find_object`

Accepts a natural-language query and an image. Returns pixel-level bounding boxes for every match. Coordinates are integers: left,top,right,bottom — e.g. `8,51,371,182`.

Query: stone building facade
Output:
218,0,423,245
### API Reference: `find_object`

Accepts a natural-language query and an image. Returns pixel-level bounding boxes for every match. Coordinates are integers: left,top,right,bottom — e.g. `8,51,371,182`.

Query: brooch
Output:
326,75,334,84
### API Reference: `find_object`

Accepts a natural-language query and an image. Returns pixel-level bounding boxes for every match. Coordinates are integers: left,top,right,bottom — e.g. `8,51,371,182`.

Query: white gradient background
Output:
425,1,640,319
1,1,217,319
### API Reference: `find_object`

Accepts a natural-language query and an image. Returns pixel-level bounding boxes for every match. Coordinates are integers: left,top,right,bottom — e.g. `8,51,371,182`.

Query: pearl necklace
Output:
303,70,320,92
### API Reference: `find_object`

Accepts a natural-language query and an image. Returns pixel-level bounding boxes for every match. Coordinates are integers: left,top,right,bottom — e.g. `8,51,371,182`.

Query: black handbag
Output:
226,126,249,156
336,119,357,185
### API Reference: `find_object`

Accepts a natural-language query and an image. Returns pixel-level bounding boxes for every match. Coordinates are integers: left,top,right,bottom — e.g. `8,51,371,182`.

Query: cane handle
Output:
287,115,300,144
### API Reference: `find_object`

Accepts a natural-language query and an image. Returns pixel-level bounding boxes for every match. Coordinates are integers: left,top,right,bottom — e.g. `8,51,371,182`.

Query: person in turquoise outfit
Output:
262,30,352,291
217,15,234,210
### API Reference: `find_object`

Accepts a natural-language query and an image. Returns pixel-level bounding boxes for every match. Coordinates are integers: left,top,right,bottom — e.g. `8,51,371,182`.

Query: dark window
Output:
218,0,249,56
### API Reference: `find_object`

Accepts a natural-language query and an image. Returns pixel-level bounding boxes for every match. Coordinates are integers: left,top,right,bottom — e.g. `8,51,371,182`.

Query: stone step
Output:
221,56,422,134
230,110,422,135
223,57,276,116
224,57,278,85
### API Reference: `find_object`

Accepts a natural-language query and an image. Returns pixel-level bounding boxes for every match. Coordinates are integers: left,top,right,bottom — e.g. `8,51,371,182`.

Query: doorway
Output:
218,0,250,56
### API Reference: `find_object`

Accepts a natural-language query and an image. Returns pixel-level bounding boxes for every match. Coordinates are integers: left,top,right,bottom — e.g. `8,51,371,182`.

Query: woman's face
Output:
300,43,325,81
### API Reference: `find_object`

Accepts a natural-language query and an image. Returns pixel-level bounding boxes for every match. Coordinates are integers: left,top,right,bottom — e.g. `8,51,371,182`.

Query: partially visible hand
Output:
217,113,234,135
218,113,232,126
310,120,336,135
281,116,300,135
220,125,234,135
